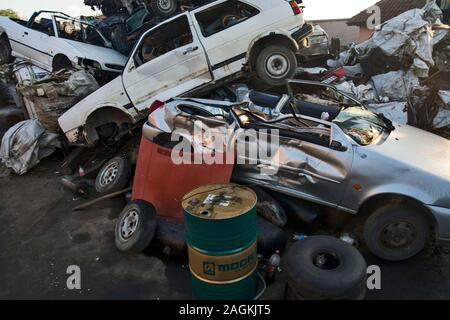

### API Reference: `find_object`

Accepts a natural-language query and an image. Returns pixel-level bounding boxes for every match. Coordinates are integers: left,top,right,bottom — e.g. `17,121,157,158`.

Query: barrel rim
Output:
182,183,257,220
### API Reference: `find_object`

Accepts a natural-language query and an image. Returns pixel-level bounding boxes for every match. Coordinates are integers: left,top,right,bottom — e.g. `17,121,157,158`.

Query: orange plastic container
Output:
132,137,234,224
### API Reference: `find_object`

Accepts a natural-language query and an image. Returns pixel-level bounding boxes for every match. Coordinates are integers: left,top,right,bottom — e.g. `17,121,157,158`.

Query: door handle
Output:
183,46,199,55
24,32,29,35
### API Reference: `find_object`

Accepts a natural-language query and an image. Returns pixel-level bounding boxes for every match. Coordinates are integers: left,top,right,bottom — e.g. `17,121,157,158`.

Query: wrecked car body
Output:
85,0,212,18
0,11,128,77
58,0,313,146
143,79,450,261
16,68,100,133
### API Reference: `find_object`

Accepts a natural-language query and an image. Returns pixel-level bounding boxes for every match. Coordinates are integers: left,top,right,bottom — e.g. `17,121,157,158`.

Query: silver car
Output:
143,80,450,261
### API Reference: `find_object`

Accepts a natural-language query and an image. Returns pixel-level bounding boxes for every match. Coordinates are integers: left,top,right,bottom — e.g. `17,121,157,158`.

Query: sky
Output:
0,0,380,20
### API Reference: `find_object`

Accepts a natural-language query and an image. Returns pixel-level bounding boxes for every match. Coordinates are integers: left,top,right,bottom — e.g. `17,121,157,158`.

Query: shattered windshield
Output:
333,107,388,145
54,15,109,48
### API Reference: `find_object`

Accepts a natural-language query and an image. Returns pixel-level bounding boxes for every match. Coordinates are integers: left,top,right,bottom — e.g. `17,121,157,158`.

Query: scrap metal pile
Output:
299,1,450,139
0,0,450,301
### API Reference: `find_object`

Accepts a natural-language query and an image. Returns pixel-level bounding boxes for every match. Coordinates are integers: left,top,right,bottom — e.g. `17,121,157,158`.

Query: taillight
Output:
289,0,303,15
149,100,165,113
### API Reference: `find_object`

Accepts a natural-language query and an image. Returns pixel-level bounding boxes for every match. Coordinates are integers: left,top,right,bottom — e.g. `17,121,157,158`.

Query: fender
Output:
246,29,300,61
82,104,137,145
357,183,437,210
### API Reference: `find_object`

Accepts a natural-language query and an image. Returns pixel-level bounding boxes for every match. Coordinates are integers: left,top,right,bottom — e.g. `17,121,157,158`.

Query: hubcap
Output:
99,161,119,187
119,209,139,241
158,0,173,11
266,54,290,79
381,221,416,248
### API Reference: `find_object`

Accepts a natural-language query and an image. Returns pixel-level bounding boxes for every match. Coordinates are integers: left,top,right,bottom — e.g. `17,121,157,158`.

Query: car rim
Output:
312,251,341,270
99,161,120,187
381,221,416,249
158,0,174,11
265,53,290,79
119,209,140,241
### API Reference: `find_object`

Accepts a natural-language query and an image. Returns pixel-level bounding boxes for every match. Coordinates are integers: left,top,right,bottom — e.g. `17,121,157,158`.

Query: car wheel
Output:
255,45,297,87
95,157,131,194
363,203,430,261
115,200,158,253
0,36,14,65
285,236,367,300
151,0,178,17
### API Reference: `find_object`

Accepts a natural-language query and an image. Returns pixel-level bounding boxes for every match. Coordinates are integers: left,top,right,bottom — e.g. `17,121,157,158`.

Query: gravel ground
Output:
1,158,450,300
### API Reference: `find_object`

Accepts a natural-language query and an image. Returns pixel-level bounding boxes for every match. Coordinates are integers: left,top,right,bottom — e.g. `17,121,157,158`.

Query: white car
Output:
58,0,313,146
0,11,127,75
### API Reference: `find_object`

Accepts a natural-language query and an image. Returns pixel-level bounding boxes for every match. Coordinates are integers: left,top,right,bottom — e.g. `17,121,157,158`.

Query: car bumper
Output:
291,23,314,43
427,205,450,240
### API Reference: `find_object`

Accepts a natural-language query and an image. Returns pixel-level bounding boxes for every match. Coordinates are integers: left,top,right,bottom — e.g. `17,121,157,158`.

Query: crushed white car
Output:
0,11,128,76
58,0,313,146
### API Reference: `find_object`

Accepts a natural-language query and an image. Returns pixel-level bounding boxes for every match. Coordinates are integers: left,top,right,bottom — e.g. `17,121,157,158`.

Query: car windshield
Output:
54,15,109,48
333,107,389,146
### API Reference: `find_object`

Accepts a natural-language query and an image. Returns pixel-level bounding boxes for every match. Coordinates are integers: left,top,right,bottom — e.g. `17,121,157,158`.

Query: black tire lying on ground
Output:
115,200,158,253
285,236,367,300
150,0,178,17
252,187,288,228
0,36,14,65
255,45,297,87
257,217,288,257
363,203,430,261
95,157,131,194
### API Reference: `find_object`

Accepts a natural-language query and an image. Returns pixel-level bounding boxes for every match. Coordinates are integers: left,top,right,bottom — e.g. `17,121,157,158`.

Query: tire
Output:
95,157,131,194
255,45,297,87
150,0,178,17
257,217,288,258
285,236,367,300
363,203,430,261
0,36,13,65
115,200,158,253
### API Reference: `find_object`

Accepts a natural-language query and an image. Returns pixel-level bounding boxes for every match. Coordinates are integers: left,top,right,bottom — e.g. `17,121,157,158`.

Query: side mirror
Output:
330,140,348,152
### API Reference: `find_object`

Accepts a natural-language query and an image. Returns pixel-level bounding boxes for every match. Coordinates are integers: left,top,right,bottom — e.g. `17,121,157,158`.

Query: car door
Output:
16,13,54,70
191,0,262,80
122,13,212,112
234,119,354,208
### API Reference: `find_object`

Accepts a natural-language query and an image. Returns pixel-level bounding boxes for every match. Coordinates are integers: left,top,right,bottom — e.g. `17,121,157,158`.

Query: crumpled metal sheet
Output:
0,120,61,175
433,90,450,129
334,81,378,104
371,70,420,102
328,1,445,78
368,102,408,125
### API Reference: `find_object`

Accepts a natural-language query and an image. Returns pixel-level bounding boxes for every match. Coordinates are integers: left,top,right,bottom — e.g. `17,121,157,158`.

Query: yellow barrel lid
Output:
182,184,257,220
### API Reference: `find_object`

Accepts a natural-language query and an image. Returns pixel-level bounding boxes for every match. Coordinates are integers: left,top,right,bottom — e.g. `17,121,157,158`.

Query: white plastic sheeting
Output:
0,120,61,175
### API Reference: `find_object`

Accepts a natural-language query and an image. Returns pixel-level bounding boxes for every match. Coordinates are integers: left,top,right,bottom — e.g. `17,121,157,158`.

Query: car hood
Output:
369,124,450,181
60,39,127,66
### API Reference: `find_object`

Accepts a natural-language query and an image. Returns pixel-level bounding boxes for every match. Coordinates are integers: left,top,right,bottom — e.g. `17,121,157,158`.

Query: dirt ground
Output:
1,155,450,300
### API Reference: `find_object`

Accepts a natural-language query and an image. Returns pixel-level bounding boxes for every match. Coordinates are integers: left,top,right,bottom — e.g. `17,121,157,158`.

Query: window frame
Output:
133,14,194,69
194,0,260,38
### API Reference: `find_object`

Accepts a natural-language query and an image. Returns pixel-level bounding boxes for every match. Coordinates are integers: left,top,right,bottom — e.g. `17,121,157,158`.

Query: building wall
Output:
309,19,360,46
358,26,375,43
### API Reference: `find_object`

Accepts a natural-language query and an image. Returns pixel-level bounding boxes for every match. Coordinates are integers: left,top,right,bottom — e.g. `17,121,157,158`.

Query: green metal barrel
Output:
183,184,258,300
